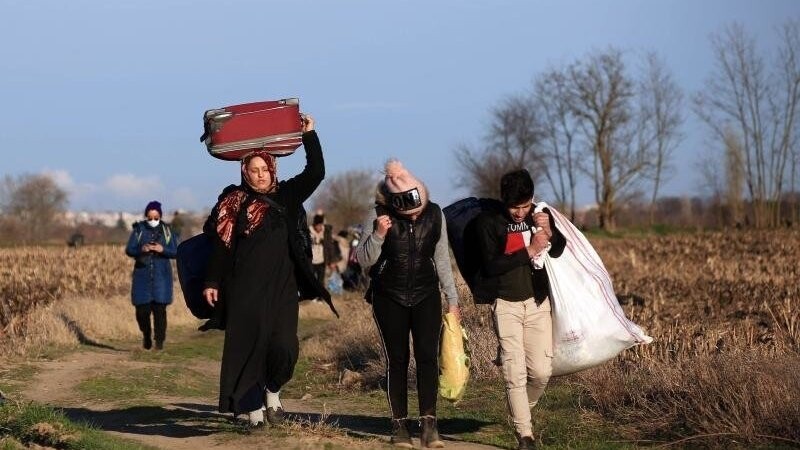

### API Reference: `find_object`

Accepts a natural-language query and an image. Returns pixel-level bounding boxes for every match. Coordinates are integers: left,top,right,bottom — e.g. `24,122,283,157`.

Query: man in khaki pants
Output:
471,169,566,450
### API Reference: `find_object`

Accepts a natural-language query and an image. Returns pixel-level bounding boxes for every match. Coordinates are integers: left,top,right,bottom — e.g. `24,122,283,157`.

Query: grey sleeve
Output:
355,207,383,270
434,210,459,307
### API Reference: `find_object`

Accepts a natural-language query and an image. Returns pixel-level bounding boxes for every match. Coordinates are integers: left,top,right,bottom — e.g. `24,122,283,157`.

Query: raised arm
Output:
279,115,325,203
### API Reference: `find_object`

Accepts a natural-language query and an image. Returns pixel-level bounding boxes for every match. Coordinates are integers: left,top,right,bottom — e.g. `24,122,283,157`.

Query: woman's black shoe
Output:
390,418,413,448
142,335,152,350
420,415,445,448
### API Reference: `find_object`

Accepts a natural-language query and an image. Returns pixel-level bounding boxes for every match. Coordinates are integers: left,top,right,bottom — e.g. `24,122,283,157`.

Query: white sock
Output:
266,389,282,409
248,408,264,425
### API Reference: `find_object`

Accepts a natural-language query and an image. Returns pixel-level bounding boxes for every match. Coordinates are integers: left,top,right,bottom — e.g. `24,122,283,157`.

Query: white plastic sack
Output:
536,203,653,376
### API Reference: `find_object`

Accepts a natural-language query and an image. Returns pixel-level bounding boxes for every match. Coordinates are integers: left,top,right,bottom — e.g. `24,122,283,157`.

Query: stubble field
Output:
1,228,799,447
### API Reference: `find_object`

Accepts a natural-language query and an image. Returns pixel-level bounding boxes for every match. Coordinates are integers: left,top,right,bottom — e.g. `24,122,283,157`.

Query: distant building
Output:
62,211,140,229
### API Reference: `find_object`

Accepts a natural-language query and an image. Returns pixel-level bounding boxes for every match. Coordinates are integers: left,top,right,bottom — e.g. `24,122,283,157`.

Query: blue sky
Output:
1,0,796,214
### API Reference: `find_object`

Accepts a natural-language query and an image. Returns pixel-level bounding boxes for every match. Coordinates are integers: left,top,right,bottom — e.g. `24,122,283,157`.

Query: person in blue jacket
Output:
125,200,178,350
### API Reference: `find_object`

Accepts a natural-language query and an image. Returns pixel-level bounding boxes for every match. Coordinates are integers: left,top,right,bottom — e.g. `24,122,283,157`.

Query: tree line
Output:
455,20,800,230
3,21,799,244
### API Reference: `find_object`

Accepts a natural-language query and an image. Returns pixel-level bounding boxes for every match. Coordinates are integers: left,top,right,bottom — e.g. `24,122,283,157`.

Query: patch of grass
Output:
76,366,217,405
307,377,633,450
434,378,520,449
0,364,38,396
438,378,633,449
0,437,26,450
0,401,155,449
28,342,80,361
131,329,224,363
534,380,632,449
282,357,340,400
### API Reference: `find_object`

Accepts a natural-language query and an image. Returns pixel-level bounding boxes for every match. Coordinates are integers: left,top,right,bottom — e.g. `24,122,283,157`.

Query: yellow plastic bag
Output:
438,312,470,402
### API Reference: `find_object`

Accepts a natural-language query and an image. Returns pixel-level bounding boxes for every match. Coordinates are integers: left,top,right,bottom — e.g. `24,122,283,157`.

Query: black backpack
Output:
177,200,314,320
442,197,504,293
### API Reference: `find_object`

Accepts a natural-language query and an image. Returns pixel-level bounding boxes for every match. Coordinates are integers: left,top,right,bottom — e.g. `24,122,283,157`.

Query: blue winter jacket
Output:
125,221,178,305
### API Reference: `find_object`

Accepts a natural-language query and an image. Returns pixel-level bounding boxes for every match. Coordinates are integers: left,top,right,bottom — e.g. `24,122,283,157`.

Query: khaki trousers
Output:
492,297,553,438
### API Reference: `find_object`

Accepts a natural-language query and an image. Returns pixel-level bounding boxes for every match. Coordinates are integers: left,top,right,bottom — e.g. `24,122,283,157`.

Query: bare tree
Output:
792,141,799,225
311,169,380,231
695,152,725,228
454,96,545,198
566,48,656,230
694,21,800,227
723,127,746,225
0,173,68,242
639,53,684,225
534,67,580,220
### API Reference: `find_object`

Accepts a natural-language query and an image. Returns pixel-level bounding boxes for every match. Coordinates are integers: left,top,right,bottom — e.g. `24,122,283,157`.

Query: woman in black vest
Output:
356,160,460,448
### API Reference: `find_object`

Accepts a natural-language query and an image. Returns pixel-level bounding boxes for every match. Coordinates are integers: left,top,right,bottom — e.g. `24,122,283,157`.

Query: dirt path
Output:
14,343,501,449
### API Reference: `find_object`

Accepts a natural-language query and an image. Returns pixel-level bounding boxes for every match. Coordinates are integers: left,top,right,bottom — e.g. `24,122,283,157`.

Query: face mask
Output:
147,219,160,228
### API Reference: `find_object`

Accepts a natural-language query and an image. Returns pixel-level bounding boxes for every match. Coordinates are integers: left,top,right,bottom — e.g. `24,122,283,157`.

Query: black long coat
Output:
204,131,336,413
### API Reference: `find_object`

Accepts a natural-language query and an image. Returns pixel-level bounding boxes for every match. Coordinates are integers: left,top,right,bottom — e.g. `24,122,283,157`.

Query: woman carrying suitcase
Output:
202,114,335,426
356,160,460,448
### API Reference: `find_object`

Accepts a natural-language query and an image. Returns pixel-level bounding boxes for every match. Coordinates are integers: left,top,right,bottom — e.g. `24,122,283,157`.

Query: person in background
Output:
333,230,350,274
202,114,336,427
342,225,366,291
471,169,566,450
309,212,341,286
356,160,460,448
170,210,186,241
125,200,178,350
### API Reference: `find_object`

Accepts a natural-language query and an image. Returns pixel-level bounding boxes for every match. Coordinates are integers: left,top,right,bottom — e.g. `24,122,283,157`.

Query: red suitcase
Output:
200,98,303,160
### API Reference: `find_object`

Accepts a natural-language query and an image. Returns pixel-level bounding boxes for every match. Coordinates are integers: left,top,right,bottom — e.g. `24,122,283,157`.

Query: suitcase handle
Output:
200,110,234,142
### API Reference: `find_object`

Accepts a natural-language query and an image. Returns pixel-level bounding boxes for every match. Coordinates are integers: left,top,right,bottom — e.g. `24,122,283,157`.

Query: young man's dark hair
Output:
500,169,534,206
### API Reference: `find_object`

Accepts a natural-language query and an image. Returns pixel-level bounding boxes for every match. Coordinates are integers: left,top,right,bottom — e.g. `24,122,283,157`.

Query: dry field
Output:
0,245,197,355
0,246,131,336
2,229,799,445
305,228,800,446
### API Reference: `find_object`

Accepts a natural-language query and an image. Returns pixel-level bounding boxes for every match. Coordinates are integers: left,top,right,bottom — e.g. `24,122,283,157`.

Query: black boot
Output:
420,415,444,448
142,334,152,350
390,418,413,448
517,435,536,450
265,406,285,425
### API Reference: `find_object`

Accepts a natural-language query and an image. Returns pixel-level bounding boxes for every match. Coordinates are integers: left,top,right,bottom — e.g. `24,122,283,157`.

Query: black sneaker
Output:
420,416,445,448
518,435,536,450
265,407,285,425
142,335,152,350
390,418,413,448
